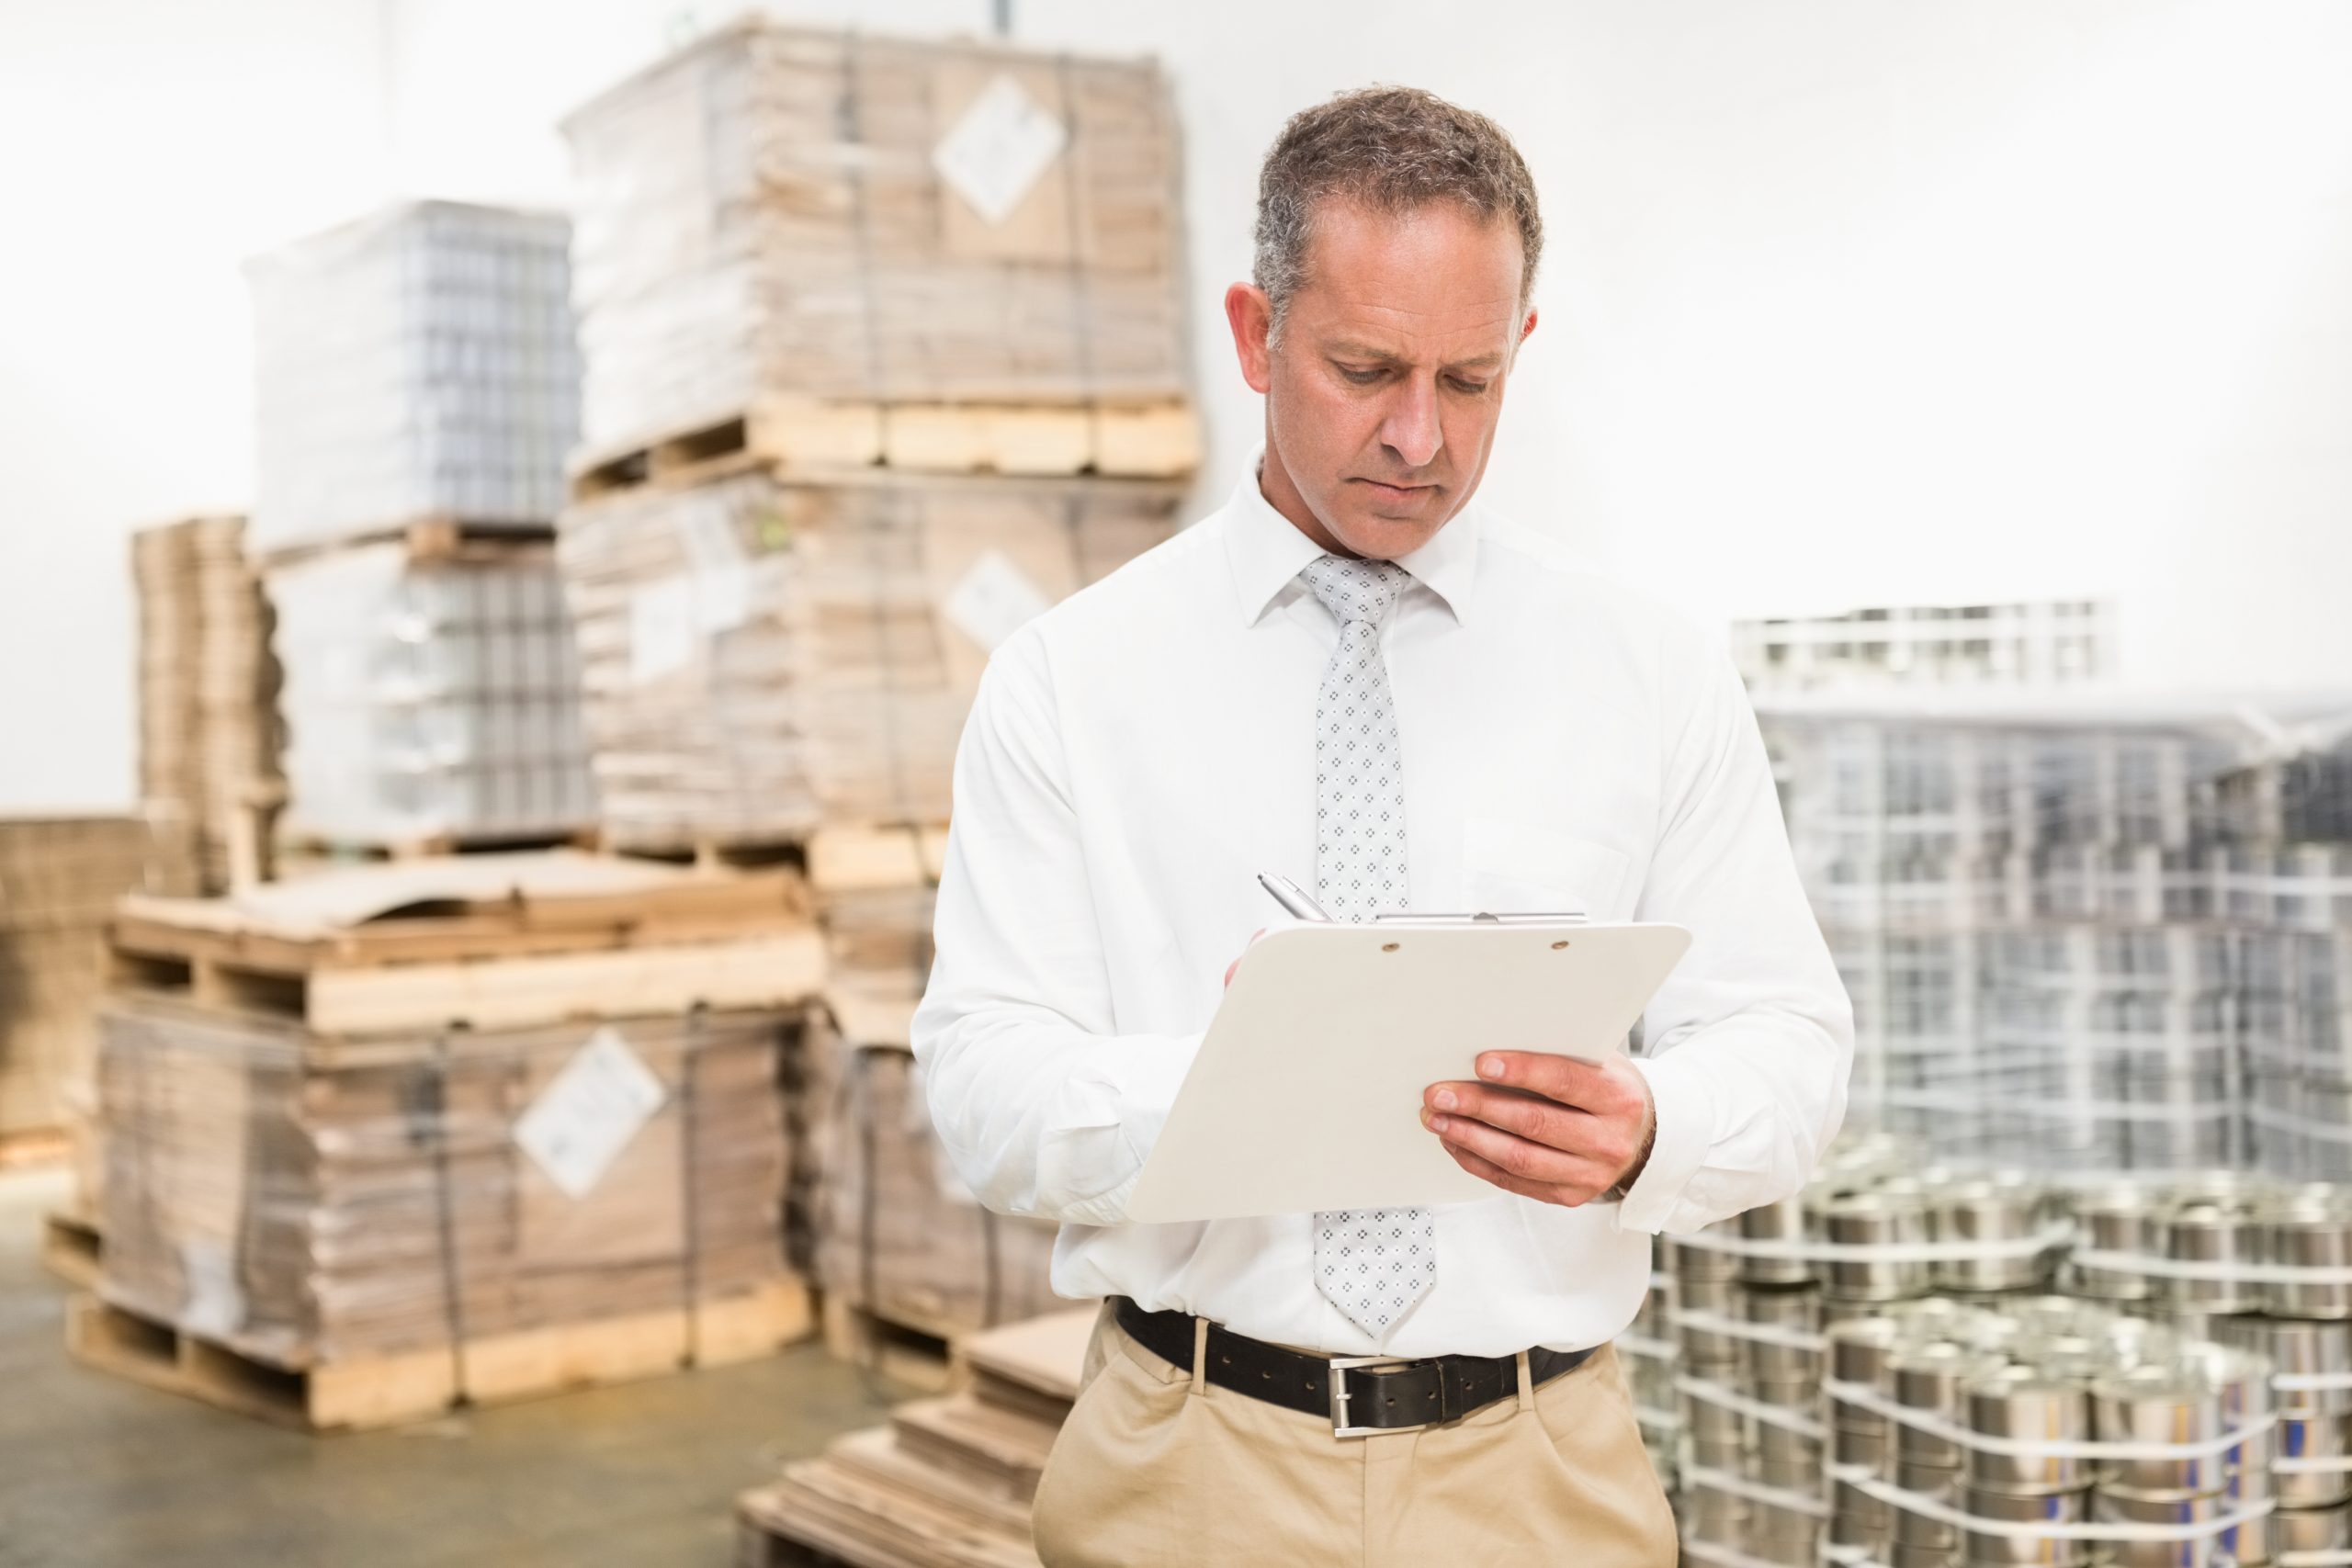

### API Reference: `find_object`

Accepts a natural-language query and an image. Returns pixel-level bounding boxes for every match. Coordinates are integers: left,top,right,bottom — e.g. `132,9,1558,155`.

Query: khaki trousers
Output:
1030,1304,1679,1567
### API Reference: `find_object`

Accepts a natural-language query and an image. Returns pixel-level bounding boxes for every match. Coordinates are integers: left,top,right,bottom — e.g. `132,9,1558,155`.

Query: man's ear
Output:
1519,305,1539,347
1226,282,1274,394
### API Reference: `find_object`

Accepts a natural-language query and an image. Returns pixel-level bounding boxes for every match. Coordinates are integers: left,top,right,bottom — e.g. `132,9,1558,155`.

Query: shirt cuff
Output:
1035,1031,1202,1225
1611,1051,1715,1235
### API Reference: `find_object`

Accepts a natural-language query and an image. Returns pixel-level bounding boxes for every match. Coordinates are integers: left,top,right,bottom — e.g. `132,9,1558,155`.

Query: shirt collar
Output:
1221,448,1482,628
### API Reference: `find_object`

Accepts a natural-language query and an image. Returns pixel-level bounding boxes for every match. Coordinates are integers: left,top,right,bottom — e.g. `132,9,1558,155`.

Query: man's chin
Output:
1331,500,1448,556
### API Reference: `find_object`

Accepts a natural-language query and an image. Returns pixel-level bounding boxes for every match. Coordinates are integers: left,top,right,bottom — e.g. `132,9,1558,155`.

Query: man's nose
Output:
1379,376,1443,469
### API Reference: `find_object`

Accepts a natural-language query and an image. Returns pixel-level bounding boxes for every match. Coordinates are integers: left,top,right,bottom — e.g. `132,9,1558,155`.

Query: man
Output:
911,85,1852,1566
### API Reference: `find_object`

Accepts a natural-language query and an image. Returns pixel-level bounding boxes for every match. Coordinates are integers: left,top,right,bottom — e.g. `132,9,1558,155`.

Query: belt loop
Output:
1514,1349,1534,1414
1190,1316,1211,1397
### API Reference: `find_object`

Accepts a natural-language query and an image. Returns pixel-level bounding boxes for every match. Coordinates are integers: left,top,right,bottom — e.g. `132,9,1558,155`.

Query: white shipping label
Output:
178,1239,246,1339
513,1026,669,1201
676,506,751,633
692,567,752,635
944,548,1055,652
932,73,1069,227
628,575,697,684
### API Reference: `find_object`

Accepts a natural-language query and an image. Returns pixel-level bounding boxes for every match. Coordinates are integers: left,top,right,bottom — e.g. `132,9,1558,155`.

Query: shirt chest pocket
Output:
1459,817,1636,922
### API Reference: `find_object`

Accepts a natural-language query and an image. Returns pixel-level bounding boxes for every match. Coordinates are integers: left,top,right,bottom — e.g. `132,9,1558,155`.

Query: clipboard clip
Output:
1259,872,1586,927
1373,909,1589,925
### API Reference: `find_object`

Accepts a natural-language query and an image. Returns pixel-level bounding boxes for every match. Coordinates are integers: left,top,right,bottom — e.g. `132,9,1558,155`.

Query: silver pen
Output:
1256,871,1334,923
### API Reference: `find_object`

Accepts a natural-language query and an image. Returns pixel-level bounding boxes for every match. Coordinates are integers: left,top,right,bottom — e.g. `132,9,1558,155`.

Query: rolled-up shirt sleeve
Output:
910,626,1201,1228
1611,626,1854,1235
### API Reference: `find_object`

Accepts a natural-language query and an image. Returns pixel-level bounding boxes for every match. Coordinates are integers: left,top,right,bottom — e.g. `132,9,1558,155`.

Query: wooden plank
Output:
106,924,827,1035
250,515,554,571
699,1278,820,1367
956,1308,1095,1407
826,1427,1035,1536
303,929,827,1033
888,1397,1057,1504
738,1446,1041,1568
821,990,918,1053
66,1295,454,1430
1092,402,1201,478
0,1126,70,1168
806,824,950,894
116,849,805,952
67,1282,815,1432
572,399,1197,503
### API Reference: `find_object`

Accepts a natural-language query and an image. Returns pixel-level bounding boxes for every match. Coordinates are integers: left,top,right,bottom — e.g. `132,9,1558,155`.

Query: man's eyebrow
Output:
1326,341,1507,372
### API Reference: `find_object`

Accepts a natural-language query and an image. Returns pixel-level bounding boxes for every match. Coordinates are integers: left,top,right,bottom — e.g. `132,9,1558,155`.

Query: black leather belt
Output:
1111,1296,1595,1438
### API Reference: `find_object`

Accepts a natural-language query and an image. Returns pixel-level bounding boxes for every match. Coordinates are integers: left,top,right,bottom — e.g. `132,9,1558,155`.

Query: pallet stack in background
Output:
560,17,1196,489
245,200,595,861
553,18,1199,1383
68,852,825,1429
128,515,282,897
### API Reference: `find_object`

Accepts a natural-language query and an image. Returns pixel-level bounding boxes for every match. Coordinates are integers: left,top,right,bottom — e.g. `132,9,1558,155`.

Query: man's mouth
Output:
1353,479,1437,502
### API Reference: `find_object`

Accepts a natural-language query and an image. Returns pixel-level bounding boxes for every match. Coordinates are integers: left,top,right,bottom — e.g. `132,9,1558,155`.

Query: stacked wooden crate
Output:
245,200,595,858
556,19,1199,1372
130,515,282,896
737,1306,1094,1567
68,851,825,1429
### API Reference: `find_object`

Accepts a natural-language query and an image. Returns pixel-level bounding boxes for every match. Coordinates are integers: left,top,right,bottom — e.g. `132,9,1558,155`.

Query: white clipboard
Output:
1123,919,1692,1224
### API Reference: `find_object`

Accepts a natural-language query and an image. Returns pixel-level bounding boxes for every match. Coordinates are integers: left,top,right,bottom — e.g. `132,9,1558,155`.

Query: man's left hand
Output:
1420,1052,1656,1207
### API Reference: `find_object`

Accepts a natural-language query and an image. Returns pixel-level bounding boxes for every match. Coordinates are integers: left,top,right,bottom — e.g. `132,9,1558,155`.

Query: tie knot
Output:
1300,554,1408,627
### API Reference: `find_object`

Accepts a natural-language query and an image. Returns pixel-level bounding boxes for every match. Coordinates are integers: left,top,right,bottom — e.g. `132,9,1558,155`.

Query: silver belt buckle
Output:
1328,1355,1427,1438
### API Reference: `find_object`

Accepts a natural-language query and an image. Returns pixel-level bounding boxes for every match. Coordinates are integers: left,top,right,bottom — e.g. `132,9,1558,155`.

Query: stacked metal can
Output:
1669,1140,2063,1567
2239,916,2352,1181
1979,923,2242,1176
2066,1175,2352,1561
1618,1242,1680,1485
1827,1297,2274,1568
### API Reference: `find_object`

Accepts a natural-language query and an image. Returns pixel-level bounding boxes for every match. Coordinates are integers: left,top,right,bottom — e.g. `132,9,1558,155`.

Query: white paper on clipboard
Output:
1122,919,1691,1224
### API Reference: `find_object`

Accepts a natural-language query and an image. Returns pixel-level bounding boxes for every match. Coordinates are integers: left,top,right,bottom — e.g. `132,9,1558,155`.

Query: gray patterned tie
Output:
1299,554,1436,1341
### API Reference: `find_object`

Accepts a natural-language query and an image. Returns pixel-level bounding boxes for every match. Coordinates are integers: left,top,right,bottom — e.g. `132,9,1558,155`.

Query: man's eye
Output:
1337,366,1385,385
1449,378,1491,395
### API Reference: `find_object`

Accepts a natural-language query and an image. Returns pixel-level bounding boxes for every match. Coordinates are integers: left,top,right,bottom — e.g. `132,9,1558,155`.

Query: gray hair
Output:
1252,85,1544,345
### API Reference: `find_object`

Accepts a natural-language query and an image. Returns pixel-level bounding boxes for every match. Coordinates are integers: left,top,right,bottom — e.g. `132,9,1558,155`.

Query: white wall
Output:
5,0,2348,810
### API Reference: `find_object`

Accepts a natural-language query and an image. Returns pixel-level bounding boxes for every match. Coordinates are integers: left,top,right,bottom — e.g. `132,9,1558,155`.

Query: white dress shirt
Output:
910,456,1854,1358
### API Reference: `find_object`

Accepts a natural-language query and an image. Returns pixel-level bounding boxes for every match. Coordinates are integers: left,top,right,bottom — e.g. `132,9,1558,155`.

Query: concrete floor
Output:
0,1165,897,1568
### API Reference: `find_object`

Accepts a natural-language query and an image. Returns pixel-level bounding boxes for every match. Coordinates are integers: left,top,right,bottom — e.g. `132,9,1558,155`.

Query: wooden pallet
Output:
0,1125,70,1169
605,822,949,883
806,825,951,896
40,1210,103,1290
736,1432,1040,1568
275,825,602,869
610,838,810,874
253,515,555,570
956,1307,1092,1424
821,1296,959,1395
66,1279,813,1432
571,398,1200,502
736,1308,1086,1568
103,849,825,1035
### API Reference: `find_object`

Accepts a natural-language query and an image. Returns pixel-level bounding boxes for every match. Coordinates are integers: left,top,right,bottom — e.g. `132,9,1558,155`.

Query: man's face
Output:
1227,198,1535,560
